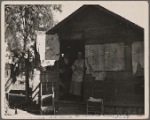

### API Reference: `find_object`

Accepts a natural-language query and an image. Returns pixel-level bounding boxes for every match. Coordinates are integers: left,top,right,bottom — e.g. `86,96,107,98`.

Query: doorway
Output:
59,40,84,101
60,40,84,65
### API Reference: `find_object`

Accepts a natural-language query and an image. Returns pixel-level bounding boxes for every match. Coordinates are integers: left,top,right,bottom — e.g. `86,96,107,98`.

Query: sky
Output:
53,1,148,29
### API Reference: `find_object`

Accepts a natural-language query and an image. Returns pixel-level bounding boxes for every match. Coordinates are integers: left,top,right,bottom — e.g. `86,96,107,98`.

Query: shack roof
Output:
46,5,143,34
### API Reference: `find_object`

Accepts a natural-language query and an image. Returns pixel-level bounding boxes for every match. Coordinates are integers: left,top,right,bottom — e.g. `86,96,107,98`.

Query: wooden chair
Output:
87,81,104,115
87,97,104,114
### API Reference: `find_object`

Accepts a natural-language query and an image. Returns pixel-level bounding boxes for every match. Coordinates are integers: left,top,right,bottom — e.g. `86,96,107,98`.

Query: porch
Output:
7,79,144,115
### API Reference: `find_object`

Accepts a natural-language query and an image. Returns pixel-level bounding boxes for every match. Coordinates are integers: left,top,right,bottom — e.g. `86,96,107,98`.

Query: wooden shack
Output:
46,5,144,114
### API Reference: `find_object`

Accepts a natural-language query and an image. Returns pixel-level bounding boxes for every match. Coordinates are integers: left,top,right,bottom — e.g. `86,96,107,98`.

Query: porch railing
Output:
31,82,55,114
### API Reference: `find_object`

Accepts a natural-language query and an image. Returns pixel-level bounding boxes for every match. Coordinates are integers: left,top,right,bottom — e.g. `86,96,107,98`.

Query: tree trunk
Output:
25,50,30,103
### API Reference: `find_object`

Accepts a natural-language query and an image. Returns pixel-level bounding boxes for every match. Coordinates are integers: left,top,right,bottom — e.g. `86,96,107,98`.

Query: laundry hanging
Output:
45,34,60,60
85,44,105,72
85,44,105,80
105,43,125,71
36,31,46,61
85,42,125,80
132,41,144,74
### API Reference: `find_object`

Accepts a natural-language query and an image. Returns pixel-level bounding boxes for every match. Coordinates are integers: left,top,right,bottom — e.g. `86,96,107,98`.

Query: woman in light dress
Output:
69,52,84,101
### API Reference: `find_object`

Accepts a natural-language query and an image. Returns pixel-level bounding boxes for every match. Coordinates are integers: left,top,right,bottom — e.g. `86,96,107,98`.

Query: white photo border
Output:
1,1,149,119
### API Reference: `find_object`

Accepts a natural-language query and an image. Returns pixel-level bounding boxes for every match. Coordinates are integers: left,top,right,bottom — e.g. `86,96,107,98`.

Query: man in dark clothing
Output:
59,53,72,100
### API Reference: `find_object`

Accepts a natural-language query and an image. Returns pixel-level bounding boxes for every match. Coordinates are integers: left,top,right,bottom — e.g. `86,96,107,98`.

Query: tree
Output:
5,5,61,53
5,5,62,103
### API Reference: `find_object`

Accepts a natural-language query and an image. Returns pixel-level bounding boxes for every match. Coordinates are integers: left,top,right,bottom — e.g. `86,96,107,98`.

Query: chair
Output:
86,81,104,115
87,97,104,114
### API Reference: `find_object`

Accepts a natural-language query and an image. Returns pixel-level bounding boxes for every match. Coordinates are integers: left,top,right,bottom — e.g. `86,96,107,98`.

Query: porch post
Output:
39,82,42,114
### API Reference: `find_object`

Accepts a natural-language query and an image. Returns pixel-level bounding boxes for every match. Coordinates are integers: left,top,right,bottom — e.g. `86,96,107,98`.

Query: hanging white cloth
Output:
132,41,144,74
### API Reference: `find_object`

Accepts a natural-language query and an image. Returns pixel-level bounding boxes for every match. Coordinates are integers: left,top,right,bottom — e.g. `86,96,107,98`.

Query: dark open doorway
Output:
60,40,84,65
59,40,84,101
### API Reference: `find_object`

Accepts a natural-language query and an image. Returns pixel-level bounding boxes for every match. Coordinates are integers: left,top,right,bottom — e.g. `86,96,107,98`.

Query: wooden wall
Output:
50,6,144,113
57,6,143,44
83,42,144,114
83,73,144,114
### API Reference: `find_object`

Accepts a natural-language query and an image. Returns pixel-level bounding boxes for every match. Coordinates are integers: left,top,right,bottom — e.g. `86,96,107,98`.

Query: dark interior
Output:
59,40,84,101
60,40,84,66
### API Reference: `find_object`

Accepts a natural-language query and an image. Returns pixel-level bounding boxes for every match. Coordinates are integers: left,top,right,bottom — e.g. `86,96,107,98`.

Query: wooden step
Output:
55,100,85,107
55,100,86,114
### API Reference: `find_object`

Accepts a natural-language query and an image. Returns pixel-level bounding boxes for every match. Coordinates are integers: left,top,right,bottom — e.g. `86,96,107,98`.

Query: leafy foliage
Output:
5,5,62,54
5,5,62,90
5,5,62,109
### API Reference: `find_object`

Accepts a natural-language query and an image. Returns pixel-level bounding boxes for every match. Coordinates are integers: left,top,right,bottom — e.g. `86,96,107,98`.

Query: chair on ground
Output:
86,81,104,115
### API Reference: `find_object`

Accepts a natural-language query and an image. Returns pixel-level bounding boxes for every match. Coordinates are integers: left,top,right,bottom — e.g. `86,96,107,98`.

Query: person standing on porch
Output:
70,52,84,101
59,53,72,99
